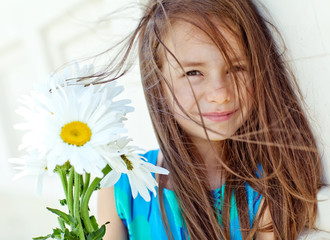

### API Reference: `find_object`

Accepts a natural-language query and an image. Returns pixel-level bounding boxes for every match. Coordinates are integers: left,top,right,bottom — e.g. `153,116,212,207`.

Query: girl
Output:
98,0,323,239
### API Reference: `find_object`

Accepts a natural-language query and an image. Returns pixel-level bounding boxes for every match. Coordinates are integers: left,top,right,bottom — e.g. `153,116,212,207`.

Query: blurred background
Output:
0,0,329,239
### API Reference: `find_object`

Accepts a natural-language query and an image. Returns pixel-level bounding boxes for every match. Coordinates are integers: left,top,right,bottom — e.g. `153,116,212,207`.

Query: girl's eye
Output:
228,65,246,74
186,70,202,76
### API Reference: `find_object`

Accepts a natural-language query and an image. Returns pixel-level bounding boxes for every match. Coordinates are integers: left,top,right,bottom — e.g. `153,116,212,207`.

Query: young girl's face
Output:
161,19,253,142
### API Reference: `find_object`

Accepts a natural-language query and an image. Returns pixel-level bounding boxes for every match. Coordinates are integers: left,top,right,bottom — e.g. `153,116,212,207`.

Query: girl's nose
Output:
205,77,231,105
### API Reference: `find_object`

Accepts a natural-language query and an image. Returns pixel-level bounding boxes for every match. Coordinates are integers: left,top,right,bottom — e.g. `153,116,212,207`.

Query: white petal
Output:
127,174,139,199
141,161,169,175
100,170,121,188
13,62,135,179
128,172,151,201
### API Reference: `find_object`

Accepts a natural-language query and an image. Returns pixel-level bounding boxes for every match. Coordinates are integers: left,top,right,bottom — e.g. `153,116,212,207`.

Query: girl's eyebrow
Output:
176,57,247,69
179,61,206,68
227,55,248,63
171,60,206,71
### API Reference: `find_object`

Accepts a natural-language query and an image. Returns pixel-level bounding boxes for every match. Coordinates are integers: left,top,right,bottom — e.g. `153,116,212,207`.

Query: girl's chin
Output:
190,132,232,142
206,129,234,139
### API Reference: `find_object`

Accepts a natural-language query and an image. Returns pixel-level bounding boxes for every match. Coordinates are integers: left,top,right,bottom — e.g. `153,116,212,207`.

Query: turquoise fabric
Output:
114,149,262,239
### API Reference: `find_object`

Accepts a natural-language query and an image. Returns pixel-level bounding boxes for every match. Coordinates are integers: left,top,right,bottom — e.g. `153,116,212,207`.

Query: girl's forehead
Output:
162,19,245,62
171,20,235,43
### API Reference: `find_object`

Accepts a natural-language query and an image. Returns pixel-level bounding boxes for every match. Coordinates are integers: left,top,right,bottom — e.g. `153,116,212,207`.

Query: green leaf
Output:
33,228,63,240
33,235,52,240
58,217,66,230
63,228,80,240
46,207,73,226
86,225,106,240
59,199,67,206
51,228,63,239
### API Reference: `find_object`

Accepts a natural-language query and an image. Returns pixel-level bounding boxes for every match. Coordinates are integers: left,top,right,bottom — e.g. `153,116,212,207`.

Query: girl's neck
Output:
191,138,225,189
191,137,223,165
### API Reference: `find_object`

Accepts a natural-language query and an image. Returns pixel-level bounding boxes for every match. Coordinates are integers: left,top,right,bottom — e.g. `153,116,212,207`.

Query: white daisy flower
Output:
15,63,133,178
9,150,47,195
101,137,169,202
11,62,170,238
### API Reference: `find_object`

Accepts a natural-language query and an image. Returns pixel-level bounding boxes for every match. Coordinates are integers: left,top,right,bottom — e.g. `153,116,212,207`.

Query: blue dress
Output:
114,149,262,239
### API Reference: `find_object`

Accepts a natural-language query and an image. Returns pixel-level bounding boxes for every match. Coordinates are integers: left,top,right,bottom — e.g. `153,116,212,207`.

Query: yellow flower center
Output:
60,121,91,147
121,154,133,170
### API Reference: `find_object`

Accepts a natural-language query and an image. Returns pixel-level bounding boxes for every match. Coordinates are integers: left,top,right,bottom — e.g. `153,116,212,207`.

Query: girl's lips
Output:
202,110,237,122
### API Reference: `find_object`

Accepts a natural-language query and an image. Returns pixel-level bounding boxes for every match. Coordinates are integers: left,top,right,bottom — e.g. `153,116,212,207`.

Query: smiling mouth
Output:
202,110,238,122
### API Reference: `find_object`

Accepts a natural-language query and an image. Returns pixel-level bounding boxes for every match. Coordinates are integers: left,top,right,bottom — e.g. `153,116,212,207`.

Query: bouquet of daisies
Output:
10,63,169,240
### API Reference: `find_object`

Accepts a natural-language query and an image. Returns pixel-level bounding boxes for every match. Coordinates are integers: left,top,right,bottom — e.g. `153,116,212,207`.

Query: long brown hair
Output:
92,0,323,239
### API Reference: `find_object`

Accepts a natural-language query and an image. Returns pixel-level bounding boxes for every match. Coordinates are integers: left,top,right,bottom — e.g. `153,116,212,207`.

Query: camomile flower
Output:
9,150,48,195
15,63,133,178
11,62,170,238
101,137,169,201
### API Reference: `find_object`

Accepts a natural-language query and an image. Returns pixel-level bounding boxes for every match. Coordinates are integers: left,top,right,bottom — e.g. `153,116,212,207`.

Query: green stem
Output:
74,171,85,240
79,175,84,196
67,169,74,216
80,165,112,233
82,173,90,197
58,170,68,200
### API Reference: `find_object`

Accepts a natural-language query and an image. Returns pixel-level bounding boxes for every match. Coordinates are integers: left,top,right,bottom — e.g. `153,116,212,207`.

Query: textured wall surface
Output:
259,0,330,234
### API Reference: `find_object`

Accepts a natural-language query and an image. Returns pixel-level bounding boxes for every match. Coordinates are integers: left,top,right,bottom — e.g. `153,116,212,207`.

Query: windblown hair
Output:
92,0,323,239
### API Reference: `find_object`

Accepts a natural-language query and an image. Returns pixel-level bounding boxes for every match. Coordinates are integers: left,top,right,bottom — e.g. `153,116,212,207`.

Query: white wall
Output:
0,0,157,239
260,0,330,184
259,0,330,233
0,0,329,239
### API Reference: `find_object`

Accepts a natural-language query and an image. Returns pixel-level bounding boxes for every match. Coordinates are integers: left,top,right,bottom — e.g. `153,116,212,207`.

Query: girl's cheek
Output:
172,91,196,113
